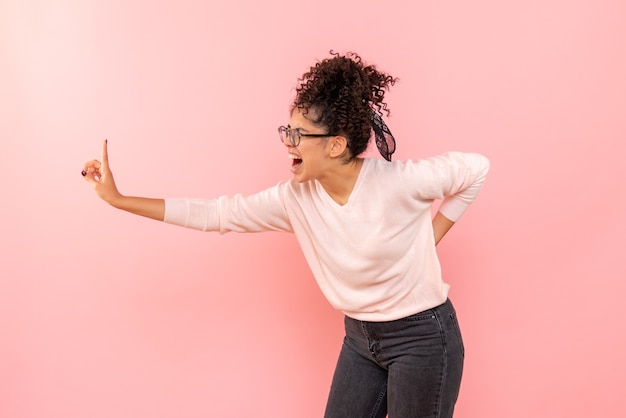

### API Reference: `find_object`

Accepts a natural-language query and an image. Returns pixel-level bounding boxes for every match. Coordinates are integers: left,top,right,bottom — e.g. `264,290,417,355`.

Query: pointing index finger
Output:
101,139,109,168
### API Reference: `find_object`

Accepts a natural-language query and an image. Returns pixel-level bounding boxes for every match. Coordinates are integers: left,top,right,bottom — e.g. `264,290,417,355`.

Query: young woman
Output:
82,51,489,418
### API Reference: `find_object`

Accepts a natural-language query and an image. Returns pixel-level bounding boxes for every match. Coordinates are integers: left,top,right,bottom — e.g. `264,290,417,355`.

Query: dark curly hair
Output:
293,51,397,161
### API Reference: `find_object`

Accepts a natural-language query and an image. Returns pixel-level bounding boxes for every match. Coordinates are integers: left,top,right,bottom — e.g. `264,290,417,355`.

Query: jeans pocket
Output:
449,312,465,357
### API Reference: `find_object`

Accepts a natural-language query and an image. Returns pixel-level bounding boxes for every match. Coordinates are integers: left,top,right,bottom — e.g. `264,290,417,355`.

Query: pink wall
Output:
1,0,625,417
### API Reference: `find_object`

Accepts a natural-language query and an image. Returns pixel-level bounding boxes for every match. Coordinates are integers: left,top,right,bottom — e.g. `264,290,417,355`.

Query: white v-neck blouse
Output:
164,152,490,321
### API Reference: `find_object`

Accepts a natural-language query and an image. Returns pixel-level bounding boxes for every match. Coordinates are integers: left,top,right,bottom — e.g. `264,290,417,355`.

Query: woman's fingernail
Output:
81,170,87,176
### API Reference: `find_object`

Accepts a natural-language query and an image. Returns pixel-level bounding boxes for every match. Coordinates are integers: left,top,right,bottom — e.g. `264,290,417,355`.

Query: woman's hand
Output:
81,140,165,221
82,140,122,206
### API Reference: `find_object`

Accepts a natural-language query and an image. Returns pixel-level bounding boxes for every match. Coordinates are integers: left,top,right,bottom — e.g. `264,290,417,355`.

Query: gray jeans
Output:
324,299,464,418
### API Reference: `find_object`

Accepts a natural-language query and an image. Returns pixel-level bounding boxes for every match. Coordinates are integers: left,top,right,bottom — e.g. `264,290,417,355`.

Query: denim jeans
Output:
324,299,464,418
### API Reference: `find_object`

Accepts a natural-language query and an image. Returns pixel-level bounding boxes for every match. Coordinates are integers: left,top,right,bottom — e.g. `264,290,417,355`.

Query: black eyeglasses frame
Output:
277,126,338,147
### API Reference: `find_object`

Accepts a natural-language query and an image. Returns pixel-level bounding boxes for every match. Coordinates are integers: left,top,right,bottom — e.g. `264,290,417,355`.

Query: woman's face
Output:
283,107,333,183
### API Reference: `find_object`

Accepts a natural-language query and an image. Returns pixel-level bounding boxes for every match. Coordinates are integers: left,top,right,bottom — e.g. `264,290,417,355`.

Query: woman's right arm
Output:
82,140,165,222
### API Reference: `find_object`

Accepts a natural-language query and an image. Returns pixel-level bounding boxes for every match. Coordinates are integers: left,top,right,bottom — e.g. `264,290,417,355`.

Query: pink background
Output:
1,0,625,417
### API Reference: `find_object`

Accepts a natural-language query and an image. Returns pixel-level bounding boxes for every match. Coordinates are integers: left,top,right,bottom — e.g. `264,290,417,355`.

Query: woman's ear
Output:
328,136,349,159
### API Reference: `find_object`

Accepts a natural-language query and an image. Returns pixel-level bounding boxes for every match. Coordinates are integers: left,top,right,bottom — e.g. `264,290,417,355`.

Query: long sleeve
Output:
408,152,490,222
163,182,293,233
438,153,490,221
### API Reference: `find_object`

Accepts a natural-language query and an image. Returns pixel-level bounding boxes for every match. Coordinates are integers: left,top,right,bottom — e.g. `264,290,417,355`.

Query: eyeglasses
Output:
278,126,337,147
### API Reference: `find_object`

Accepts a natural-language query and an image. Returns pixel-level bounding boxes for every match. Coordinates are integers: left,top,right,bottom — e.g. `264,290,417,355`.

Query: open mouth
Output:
290,154,303,170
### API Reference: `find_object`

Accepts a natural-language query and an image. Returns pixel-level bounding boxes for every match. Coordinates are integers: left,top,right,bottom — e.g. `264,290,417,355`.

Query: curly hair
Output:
293,51,397,161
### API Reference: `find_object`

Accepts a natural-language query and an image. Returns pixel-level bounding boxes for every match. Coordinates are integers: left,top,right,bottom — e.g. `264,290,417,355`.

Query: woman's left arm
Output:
432,211,455,246
432,152,490,225
428,153,489,245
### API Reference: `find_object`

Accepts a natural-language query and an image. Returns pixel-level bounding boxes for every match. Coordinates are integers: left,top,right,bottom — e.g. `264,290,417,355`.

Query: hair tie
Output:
372,112,396,161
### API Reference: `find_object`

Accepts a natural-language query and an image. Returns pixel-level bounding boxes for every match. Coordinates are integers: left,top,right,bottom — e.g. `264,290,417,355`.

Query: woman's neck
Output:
318,158,364,206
